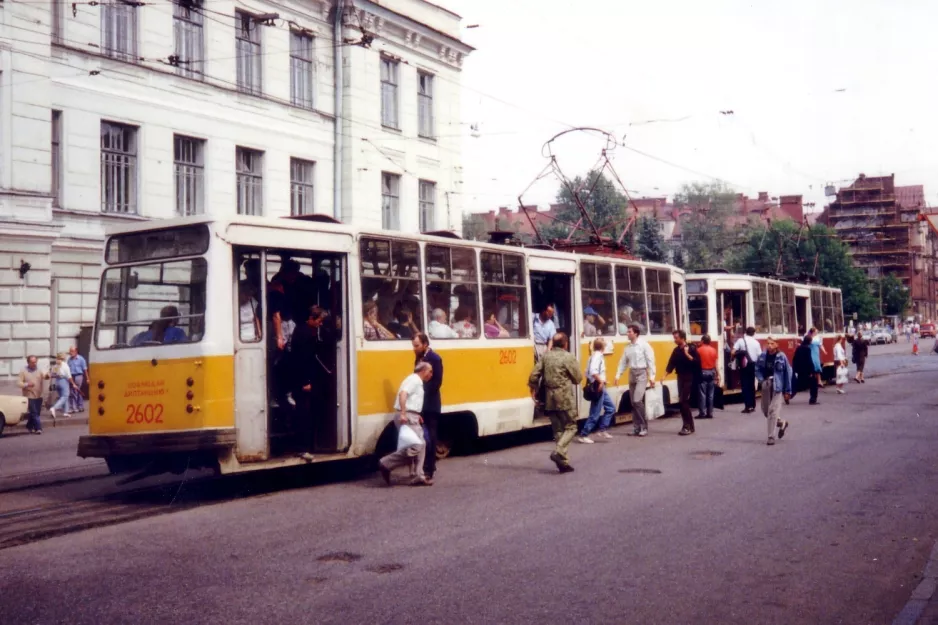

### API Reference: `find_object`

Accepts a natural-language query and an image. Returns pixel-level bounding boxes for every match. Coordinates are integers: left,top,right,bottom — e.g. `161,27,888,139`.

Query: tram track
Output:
0,462,112,495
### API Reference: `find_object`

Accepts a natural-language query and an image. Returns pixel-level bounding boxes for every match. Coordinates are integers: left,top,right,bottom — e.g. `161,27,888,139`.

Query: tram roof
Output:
688,271,840,292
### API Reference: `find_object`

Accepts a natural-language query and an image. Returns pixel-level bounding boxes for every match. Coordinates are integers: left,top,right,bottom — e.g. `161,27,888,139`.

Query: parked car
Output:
920,323,936,338
0,394,29,437
870,328,893,345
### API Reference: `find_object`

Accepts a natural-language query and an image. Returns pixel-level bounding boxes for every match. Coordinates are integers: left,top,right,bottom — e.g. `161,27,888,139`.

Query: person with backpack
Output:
732,327,761,413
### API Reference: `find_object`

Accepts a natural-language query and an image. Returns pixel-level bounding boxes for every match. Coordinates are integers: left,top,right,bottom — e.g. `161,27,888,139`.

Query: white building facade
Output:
0,0,471,380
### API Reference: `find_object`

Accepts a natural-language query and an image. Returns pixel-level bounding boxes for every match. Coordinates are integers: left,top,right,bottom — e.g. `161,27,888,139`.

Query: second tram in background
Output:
686,271,844,401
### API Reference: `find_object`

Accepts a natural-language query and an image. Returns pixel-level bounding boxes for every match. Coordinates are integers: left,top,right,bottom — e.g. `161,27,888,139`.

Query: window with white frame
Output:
380,57,399,129
52,111,62,207
381,172,400,230
173,0,204,79
235,11,261,95
100,121,137,214
174,135,204,216
290,31,314,109
418,72,434,138
419,180,436,232
101,0,138,61
236,147,263,215
290,158,315,216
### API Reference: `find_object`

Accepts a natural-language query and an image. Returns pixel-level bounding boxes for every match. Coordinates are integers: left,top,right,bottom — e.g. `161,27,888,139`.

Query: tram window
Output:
237,253,263,343
614,265,647,334
645,268,674,334
481,251,528,338
782,286,796,334
360,237,423,340
810,290,824,333
751,281,769,333
581,262,615,337
688,296,708,335
96,258,207,349
425,245,479,339
832,292,844,331
822,291,835,332
768,283,784,334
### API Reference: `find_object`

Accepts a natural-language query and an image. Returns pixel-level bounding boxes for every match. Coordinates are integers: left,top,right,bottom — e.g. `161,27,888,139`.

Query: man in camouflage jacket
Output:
528,332,583,472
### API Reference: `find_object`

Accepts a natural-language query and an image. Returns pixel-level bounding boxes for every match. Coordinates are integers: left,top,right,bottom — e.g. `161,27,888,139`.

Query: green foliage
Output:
461,213,488,242
634,216,670,263
542,170,628,242
874,273,910,316
671,181,743,270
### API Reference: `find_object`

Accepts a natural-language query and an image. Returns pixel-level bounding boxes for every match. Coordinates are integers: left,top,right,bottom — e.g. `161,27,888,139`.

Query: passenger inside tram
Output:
386,301,420,339
451,304,478,338
483,310,510,338
363,300,396,340
583,306,602,337
130,306,189,346
428,308,459,339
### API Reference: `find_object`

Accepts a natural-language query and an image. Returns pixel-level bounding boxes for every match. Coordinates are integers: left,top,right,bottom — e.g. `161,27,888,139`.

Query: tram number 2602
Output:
125,403,164,424
498,350,517,365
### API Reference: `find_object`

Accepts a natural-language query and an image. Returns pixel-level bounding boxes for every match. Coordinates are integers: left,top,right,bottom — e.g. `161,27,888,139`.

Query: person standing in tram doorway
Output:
613,324,656,437
732,327,760,414
528,332,582,473
755,337,792,446
532,304,556,362
291,306,330,459
412,332,443,483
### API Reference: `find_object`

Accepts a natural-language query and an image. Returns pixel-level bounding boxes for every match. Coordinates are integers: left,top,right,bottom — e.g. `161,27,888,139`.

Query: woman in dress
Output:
833,335,848,394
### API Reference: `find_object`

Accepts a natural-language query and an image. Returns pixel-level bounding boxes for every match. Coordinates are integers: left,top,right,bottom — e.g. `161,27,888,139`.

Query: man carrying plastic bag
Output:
378,362,435,486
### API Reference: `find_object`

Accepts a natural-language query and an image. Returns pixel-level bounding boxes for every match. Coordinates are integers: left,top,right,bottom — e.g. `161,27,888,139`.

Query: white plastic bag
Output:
644,384,665,420
396,423,422,451
836,365,848,385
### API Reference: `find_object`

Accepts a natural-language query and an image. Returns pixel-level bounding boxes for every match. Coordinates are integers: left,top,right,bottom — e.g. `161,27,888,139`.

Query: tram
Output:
79,215,690,476
686,271,844,400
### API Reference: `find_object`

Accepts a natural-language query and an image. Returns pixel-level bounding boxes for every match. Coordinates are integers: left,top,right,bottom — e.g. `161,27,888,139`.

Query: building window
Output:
173,0,204,79
101,1,138,61
236,147,263,215
290,158,315,216
290,31,314,109
174,135,204,216
418,71,434,138
381,172,400,229
52,110,62,207
100,121,137,214
419,180,435,232
236,11,261,95
380,57,399,129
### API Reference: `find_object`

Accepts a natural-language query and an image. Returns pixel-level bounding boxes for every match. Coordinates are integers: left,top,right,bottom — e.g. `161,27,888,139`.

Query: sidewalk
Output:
894,541,938,625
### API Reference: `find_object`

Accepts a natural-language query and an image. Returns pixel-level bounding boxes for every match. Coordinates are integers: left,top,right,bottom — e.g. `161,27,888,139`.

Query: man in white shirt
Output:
614,324,657,437
732,326,762,413
378,362,435,486
428,308,459,340
532,304,556,361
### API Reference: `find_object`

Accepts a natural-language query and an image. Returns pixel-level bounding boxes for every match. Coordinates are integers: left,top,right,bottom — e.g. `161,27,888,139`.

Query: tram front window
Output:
685,280,708,336
95,258,207,349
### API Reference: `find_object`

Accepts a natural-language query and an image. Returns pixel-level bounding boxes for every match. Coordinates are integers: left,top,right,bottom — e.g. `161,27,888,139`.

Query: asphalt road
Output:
2,350,937,624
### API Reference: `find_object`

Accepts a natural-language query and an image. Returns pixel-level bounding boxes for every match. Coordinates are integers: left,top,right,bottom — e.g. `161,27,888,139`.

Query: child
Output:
912,331,920,355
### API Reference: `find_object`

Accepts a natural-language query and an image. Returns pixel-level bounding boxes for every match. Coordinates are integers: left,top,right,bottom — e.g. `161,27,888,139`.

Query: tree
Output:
540,170,628,243
633,216,669,263
874,273,910,316
671,181,743,271
461,213,488,242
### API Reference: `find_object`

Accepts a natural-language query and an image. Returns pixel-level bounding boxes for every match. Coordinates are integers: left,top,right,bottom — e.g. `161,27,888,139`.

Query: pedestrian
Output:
412,332,443,481
50,352,78,421
291,305,330,458
732,326,761,413
912,331,920,355
806,327,826,388
696,334,720,419
613,324,657,437
66,346,88,414
532,303,556,362
833,335,848,394
793,336,819,405
666,329,700,436
576,337,615,444
17,355,46,434
378,362,434,486
528,332,582,472
754,337,793,446
852,332,868,383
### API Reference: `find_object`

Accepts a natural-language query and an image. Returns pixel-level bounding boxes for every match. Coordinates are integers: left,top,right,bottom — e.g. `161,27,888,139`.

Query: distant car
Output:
0,394,29,437
870,329,893,345
920,323,936,338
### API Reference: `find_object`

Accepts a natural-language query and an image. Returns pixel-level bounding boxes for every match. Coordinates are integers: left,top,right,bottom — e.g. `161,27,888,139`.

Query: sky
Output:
438,0,938,216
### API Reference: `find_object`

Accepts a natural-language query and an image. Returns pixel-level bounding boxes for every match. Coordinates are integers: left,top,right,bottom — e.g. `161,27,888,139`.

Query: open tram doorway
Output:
795,296,809,336
718,289,748,392
530,271,575,349
233,247,349,463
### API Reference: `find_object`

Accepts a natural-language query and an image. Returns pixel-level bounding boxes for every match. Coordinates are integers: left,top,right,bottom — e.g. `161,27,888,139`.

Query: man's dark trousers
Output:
678,374,695,432
740,362,756,410
422,411,440,477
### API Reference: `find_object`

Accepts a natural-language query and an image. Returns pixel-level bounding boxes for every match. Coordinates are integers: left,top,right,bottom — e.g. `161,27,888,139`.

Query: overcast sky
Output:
441,0,938,216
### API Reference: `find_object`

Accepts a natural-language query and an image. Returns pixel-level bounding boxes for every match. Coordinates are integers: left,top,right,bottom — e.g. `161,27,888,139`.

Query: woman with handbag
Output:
49,352,79,421
576,338,616,444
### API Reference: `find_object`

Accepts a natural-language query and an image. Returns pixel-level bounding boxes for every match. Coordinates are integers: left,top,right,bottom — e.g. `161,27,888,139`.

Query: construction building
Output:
821,174,937,320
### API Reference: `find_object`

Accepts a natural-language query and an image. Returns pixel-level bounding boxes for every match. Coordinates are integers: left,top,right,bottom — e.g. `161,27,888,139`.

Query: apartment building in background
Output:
0,0,472,379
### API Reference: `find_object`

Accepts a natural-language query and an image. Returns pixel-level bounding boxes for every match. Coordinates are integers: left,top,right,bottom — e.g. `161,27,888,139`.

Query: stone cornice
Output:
344,1,473,70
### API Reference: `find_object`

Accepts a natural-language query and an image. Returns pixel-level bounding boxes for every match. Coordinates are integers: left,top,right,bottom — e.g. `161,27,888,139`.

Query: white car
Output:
0,394,29,436
870,329,893,345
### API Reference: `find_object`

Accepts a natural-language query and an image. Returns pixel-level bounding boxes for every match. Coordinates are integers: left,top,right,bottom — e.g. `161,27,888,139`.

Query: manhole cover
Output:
618,468,662,475
691,451,724,459
366,563,405,574
317,551,363,563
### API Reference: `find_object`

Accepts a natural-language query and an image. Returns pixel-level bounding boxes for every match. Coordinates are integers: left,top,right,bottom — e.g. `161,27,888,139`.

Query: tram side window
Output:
580,262,615,337
95,258,207,349
237,252,263,343
645,268,674,334
832,292,844,331
686,279,708,336
782,286,796,335
810,290,824,333
768,283,784,334
425,245,479,339
752,281,769,333
822,291,835,332
481,251,528,338
360,238,423,340
615,265,647,334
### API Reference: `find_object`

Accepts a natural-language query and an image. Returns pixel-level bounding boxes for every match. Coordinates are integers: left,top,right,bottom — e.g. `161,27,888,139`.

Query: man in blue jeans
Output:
576,338,616,444
67,346,88,413
18,355,46,435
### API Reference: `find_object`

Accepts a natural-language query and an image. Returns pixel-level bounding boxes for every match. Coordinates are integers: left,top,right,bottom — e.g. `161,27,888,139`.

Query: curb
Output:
894,541,938,625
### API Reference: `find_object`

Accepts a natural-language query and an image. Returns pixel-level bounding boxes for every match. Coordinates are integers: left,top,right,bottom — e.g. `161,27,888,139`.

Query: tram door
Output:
530,263,577,419
718,289,748,392
795,296,809,336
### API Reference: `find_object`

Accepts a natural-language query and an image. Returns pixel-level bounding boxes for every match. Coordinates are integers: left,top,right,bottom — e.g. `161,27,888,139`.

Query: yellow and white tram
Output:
79,216,690,475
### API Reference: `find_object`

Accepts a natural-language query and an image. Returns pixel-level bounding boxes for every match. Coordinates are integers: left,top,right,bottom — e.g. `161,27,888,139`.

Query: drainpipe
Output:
332,0,343,221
